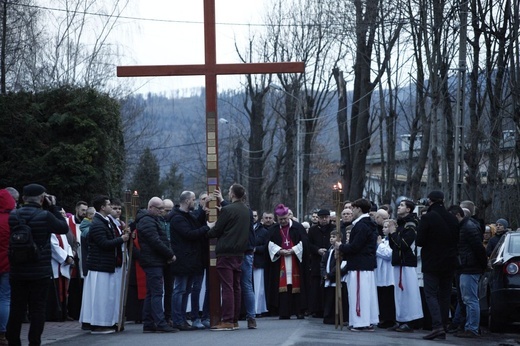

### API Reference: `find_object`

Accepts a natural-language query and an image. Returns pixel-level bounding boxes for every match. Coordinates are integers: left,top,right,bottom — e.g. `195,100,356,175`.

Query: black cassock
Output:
264,221,308,318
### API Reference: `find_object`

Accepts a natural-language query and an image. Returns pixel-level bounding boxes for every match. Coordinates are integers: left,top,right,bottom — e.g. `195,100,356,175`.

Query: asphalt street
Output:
42,316,520,346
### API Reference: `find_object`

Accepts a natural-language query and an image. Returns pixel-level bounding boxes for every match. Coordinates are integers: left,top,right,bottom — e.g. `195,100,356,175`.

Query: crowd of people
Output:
0,182,510,344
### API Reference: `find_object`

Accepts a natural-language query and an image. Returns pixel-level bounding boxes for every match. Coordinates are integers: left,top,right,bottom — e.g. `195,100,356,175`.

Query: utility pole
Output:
452,0,468,204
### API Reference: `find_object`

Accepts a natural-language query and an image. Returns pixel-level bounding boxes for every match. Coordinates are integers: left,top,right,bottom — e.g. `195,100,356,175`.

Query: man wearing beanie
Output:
416,190,459,340
486,218,508,257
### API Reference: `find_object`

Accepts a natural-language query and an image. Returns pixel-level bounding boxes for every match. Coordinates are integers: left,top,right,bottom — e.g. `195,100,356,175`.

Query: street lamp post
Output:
270,84,303,221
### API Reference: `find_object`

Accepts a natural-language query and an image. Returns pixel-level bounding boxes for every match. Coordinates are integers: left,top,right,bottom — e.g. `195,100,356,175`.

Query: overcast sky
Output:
116,0,267,95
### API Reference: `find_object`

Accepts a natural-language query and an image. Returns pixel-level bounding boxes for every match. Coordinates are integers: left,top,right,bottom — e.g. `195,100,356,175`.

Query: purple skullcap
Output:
274,204,289,216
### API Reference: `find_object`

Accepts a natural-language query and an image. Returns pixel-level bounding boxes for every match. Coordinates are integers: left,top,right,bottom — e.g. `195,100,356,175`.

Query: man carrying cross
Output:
265,204,307,320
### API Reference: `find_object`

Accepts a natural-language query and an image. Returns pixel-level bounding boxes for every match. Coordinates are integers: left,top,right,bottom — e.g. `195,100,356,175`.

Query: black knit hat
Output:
427,190,444,201
23,183,46,197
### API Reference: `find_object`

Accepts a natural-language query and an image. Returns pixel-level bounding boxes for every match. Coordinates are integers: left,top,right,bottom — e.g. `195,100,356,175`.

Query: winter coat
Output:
458,217,487,274
338,215,378,271
135,210,173,268
87,213,124,273
169,207,209,275
207,201,250,257
390,213,419,267
416,202,459,273
0,189,16,273
8,202,69,280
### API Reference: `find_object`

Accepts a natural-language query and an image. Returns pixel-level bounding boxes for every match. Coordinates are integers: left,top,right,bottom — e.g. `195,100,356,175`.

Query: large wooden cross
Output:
117,0,304,326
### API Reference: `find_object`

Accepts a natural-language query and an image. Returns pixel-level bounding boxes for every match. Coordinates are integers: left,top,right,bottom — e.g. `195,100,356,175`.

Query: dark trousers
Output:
216,256,242,323
377,285,396,323
163,264,173,321
423,271,454,330
142,266,167,329
7,277,50,346
323,284,348,324
309,276,324,316
278,286,302,318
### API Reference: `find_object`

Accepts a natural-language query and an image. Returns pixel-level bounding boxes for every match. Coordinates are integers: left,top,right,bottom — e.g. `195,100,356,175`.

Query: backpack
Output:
8,209,42,265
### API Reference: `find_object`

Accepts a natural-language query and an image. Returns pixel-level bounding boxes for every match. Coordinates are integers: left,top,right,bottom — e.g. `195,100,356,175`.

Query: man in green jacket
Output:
207,184,250,331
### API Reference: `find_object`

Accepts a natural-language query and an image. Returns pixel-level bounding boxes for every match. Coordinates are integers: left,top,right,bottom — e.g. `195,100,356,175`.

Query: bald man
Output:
374,209,390,237
136,197,177,333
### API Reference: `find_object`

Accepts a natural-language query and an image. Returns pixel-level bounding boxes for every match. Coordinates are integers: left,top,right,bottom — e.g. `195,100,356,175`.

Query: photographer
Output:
6,183,69,346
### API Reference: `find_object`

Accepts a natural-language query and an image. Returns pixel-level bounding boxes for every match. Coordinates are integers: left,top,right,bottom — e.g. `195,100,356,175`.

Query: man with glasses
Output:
135,197,178,333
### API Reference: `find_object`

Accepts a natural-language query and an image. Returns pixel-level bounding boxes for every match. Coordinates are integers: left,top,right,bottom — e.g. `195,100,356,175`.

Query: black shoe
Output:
297,314,305,320
423,328,446,340
81,323,91,331
377,321,395,329
156,326,179,333
396,324,413,333
171,323,195,331
279,316,290,320
387,323,400,331
446,323,461,333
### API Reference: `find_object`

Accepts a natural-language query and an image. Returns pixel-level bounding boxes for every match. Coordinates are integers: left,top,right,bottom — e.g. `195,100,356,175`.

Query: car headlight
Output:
505,262,519,275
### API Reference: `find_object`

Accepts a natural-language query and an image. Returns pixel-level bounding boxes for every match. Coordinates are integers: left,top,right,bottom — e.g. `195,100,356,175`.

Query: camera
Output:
417,197,430,206
42,193,56,209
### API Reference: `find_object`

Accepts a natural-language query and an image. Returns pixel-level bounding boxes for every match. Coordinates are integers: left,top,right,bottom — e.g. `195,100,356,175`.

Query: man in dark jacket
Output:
79,195,129,334
207,184,250,331
169,191,213,331
449,206,487,338
416,190,459,340
252,212,269,317
307,209,334,318
136,197,177,333
335,198,379,332
486,218,508,257
6,184,69,346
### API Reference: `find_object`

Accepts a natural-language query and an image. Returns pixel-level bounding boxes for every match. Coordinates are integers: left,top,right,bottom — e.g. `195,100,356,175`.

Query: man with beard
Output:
67,201,88,319
265,204,307,320
307,209,334,318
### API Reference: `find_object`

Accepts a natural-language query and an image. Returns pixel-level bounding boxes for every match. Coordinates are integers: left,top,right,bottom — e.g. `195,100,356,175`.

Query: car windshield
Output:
507,234,520,254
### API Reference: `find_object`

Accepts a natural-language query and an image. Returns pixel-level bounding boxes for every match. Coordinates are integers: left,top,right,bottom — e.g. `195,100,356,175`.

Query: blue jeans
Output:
171,275,193,325
241,254,255,319
189,274,203,319
459,274,480,334
142,267,168,329
0,273,10,332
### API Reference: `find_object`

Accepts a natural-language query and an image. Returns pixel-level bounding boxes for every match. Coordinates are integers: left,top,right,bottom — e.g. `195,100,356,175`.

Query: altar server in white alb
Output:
79,195,129,334
335,198,379,332
387,199,423,332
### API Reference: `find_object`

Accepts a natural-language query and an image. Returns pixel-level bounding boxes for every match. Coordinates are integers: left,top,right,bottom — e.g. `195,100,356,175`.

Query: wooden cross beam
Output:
117,0,304,327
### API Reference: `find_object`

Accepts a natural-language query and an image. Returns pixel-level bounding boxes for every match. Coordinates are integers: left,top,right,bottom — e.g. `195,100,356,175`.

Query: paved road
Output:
31,317,520,346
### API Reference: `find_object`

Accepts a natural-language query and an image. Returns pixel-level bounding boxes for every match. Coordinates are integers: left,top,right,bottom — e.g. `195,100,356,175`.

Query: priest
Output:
265,204,307,319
